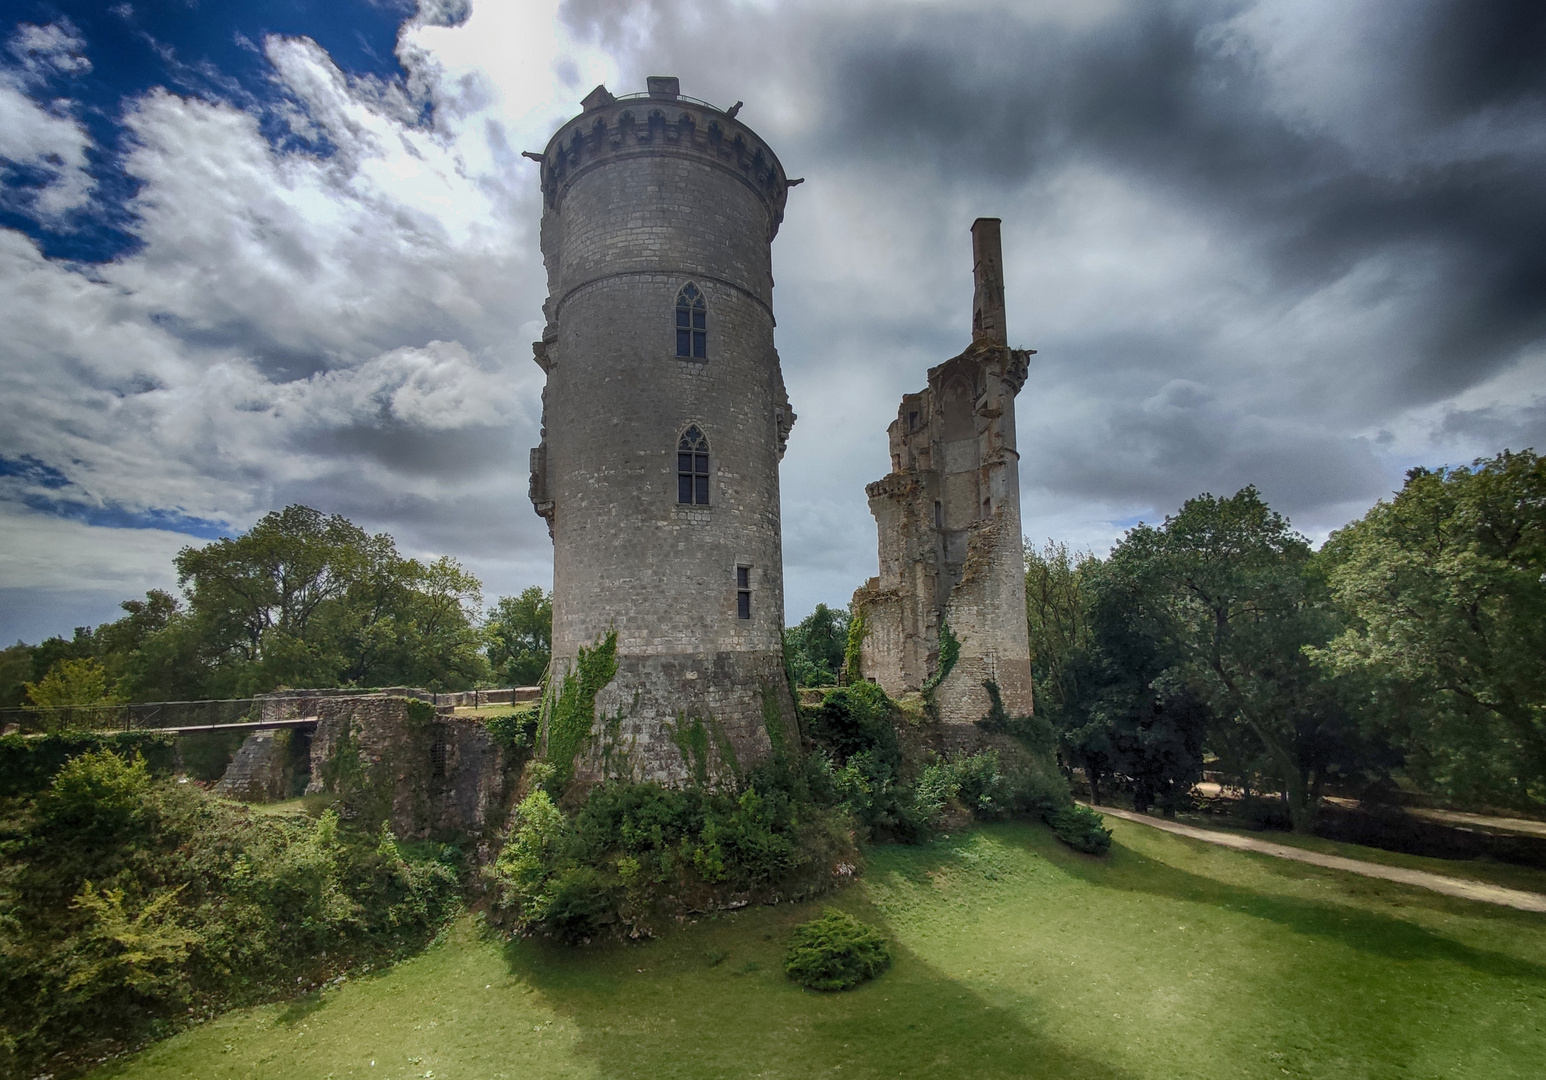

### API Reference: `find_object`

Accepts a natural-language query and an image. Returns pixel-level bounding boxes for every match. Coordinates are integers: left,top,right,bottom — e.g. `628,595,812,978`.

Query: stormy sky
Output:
1,0,1543,644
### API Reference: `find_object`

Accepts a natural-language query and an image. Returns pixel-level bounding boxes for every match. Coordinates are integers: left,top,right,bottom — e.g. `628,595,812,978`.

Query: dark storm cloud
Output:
1418,0,1546,117
1438,400,1546,457
300,422,519,478
818,0,1546,401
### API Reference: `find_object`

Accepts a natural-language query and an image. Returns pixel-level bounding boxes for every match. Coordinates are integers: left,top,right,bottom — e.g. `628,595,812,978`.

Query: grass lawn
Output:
449,704,537,719
91,817,1546,1080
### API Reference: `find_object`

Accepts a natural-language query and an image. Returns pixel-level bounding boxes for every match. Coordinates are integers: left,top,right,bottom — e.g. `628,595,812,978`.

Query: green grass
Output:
90,818,1546,1080
451,704,537,719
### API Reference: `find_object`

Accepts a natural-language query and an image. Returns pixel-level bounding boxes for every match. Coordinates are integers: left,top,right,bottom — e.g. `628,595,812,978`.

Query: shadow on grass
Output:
499,901,1141,1080
275,991,325,1025
1028,824,1546,982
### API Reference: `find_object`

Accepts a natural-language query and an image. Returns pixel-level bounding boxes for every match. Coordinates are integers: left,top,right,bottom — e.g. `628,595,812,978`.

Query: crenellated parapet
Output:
532,81,793,239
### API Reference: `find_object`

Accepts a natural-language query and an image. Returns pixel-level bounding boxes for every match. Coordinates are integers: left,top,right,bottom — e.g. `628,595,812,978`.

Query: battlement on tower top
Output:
532,78,794,237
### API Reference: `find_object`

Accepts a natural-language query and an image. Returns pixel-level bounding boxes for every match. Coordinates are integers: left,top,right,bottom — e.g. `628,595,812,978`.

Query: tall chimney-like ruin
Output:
971,217,1007,346
853,218,1036,740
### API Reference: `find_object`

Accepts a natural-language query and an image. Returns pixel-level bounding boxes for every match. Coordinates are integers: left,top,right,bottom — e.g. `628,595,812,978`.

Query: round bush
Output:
1046,804,1113,854
783,909,892,991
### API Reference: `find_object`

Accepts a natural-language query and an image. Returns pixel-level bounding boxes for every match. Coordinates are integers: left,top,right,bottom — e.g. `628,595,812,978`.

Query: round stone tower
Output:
526,77,799,786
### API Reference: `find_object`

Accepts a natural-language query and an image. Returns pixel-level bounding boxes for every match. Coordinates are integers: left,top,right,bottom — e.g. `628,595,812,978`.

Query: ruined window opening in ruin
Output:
678,426,710,504
983,497,992,518
676,283,707,359
737,565,752,619
908,411,919,431
430,731,448,778
935,500,943,530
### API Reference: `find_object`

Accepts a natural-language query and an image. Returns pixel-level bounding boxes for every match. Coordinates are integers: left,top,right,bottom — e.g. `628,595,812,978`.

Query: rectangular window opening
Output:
736,565,751,620
679,446,710,505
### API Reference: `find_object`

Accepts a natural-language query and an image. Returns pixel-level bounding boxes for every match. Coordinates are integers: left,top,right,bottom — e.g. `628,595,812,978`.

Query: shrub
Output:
484,709,539,750
0,765,462,1078
806,683,898,768
487,774,849,942
43,749,150,837
784,909,892,991
1046,804,1113,854
0,731,177,796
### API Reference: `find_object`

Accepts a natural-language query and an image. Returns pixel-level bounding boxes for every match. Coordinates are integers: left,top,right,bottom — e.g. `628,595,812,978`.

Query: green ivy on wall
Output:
542,628,618,791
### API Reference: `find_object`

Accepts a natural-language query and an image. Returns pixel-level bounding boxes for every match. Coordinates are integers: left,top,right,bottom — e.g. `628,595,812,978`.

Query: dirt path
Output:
1090,803,1546,914
1192,782,1546,838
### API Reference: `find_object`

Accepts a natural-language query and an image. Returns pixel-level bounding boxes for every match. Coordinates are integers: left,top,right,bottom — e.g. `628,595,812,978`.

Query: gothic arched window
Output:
678,425,710,504
676,283,706,359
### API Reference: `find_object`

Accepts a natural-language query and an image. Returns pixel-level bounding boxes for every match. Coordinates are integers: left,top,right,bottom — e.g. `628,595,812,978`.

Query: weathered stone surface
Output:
304,695,519,841
214,729,298,803
854,219,1036,740
527,79,800,786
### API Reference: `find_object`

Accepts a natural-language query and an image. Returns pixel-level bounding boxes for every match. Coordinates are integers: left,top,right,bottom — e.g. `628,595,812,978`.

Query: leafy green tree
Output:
1109,487,1369,831
1053,560,1210,813
24,657,121,709
485,587,553,685
1024,539,1098,717
389,556,489,690
1314,450,1546,808
783,603,849,687
1,641,35,708
174,505,486,694
174,505,367,691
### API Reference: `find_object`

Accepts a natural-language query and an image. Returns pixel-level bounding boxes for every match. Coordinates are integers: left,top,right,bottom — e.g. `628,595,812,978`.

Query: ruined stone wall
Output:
304,696,520,842
526,78,799,786
214,729,306,803
856,219,1035,738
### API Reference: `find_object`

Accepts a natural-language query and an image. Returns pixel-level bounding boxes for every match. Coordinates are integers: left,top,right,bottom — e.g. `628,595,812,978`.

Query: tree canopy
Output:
5,505,554,707
1314,450,1546,807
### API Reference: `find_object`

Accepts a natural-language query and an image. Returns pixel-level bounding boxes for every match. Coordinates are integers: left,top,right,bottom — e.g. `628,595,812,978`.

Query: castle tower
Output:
853,219,1035,743
526,78,799,785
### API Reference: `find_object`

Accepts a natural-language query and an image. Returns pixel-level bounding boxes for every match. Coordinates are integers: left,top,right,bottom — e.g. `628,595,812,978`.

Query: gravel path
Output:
1091,803,1546,914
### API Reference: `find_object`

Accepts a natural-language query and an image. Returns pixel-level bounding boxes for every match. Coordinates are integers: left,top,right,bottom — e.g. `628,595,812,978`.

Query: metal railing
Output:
0,698,260,736
610,91,725,111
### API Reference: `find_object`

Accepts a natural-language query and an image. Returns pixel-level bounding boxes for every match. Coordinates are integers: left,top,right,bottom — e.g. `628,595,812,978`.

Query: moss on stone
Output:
670,714,712,786
543,628,618,792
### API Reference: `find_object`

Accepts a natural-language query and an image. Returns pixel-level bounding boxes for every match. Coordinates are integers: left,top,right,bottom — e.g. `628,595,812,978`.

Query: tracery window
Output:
676,283,706,359
678,426,710,505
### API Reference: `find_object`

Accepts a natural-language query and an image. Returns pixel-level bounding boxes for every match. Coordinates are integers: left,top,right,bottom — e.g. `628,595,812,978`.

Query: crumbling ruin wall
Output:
304,695,521,842
214,729,307,803
855,218,1035,740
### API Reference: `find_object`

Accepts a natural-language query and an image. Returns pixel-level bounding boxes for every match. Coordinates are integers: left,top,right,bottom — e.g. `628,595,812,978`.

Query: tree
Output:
1052,557,1209,813
174,505,367,690
391,556,489,690
1315,450,1546,809
1024,539,1098,717
24,657,120,709
174,505,486,695
485,587,553,686
1110,487,1368,831
783,604,849,687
